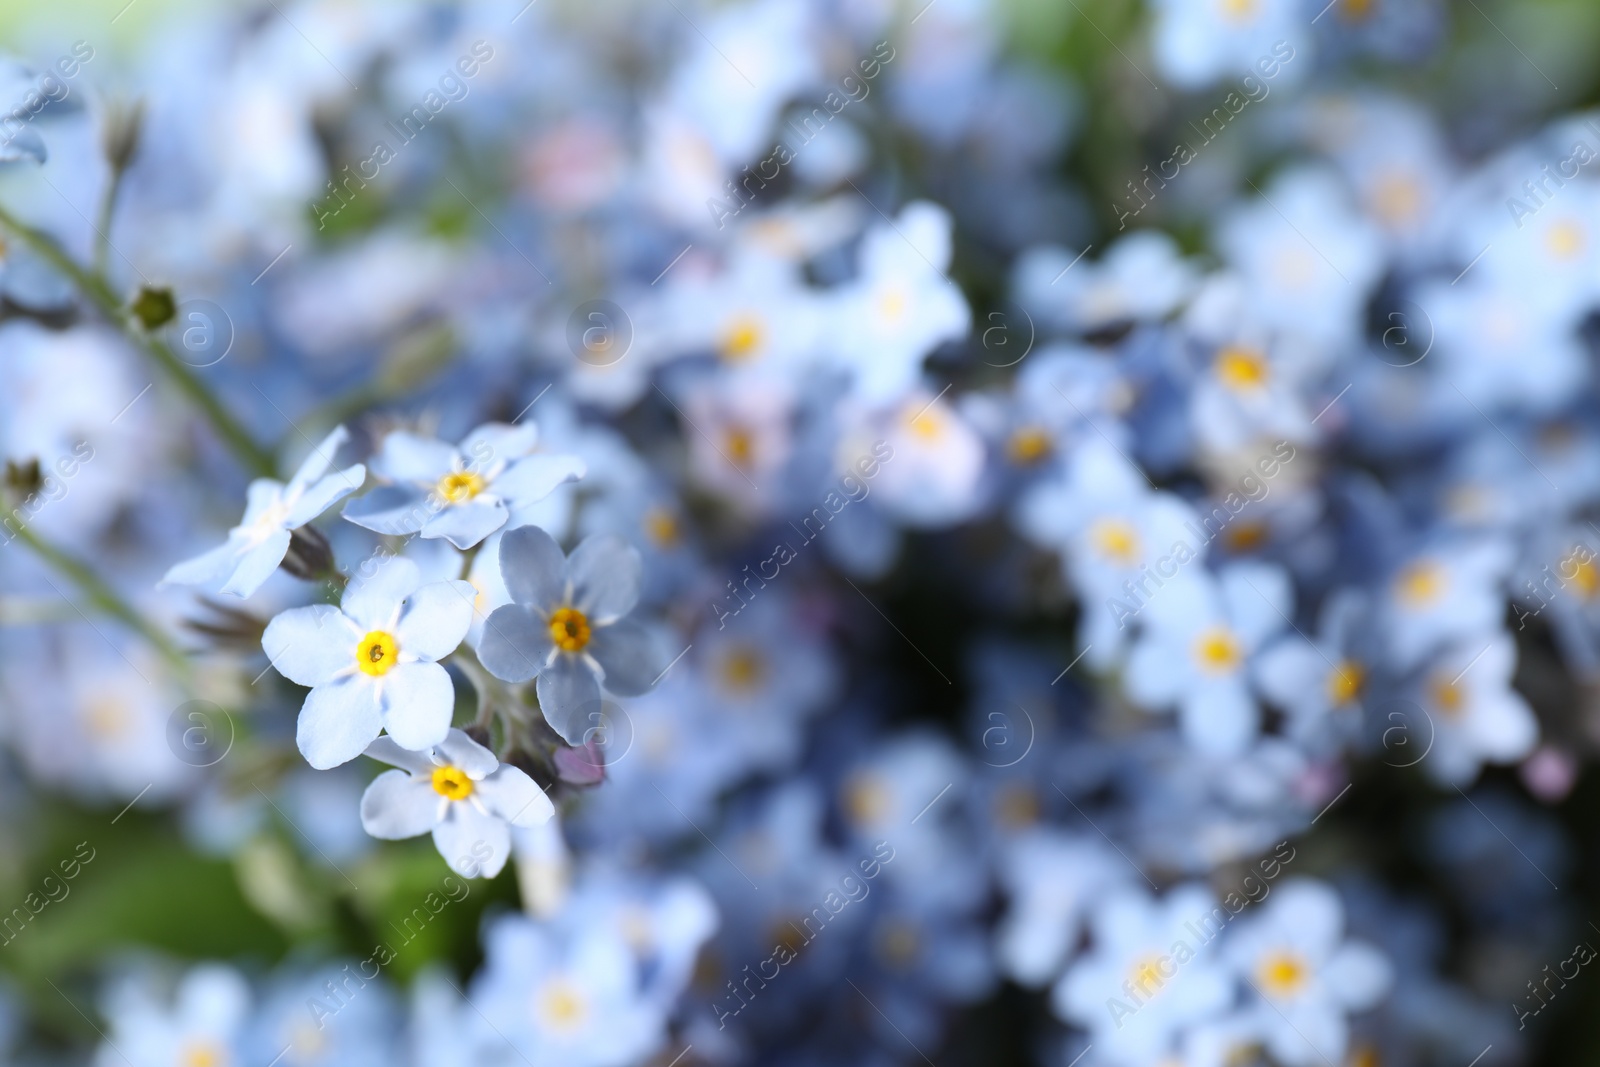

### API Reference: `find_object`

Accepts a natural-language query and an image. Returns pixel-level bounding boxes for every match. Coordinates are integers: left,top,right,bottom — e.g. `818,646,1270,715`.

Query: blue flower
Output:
342,422,584,549
162,425,365,597
360,728,554,878
477,525,664,745
262,556,475,768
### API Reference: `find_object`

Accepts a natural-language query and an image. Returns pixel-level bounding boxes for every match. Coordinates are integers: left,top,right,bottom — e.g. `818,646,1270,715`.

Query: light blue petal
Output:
437,729,499,777
491,454,585,507
476,766,553,827
372,431,457,483
363,735,436,774
360,769,443,838
587,618,661,696
263,603,355,686
342,484,431,536
341,556,423,631
395,579,476,661
498,524,566,609
0,125,45,164
296,675,383,769
285,425,351,496
161,536,245,588
219,529,293,597
238,479,287,526
379,661,454,750
421,498,507,549
285,464,367,528
1179,682,1257,757
432,800,510,878
536,654,603,745
459,422,539,467
566,534,641,622
477,604,554,683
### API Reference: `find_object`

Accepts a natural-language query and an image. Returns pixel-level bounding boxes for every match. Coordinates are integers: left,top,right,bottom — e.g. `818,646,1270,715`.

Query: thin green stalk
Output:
8,521,190,676
0,203,275,477
92,167,124,278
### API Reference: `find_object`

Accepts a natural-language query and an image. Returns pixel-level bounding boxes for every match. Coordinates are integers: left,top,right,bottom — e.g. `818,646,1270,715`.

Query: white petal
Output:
372,431,457,483
459,422,539,465
588,618,661,696
263,605,356,686
433,801,511,878
219,530,293,597
1324,941,1393,1010
437,729,499,777
476,766,554,827
161,537,246,588
360,769,444,838
491,453,586,506
537,654,604,745
342,556,423,630
284,464,367,528
285,424,351,495
342,485,430,535
420,498,507,549
498,524,566,609
566,534,642,622
297,676,384,769
395,580,476,662
364,735,437,774
379,661,455,751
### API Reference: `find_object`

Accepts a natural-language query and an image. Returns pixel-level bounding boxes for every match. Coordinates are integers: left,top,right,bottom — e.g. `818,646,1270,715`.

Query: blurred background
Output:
2,0,1600,1065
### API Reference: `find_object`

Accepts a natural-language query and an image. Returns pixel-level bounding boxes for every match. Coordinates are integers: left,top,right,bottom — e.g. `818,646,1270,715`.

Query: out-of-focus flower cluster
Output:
0,0,1593,1063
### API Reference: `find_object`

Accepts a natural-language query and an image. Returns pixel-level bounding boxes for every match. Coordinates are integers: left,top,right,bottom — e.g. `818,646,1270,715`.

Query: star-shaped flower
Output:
342,422,585,549
478,525,663,744
359,729,554,878
262,557,474,768
162,425,365,597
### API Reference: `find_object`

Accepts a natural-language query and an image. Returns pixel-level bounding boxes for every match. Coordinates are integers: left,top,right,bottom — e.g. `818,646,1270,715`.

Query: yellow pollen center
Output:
1566,554,1600,599
1090,518,1141,565
721,647,767,691
1340,0,1377,22
437,470,485,504
537,980,588,1031
356,631,398,676
1257,950,1309,997
1220,0,1257,17
182,1044,225,1067
1224,520,1268,552
1371,172,1419,224
725,427,754,465
1129,954,1169,991
907,410,943,439
878,287,908,321
644,507,680,546
1327,660,1365,705
1007,426,1052,464
1193,627,1243,675
878,921,920,967
431,764,474,800
548,607,591,652
844,775,890,824
1395,561,1443,607
1216,346,1269,391
1430,676,1464,718
720,314,766,361
1546,220,1585,261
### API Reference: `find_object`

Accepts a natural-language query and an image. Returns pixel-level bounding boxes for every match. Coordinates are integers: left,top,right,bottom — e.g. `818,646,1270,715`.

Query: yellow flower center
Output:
725,427,754,465
1007,426,1052,465
1220,0,1257,19
1394,561,1443,607
907,409,943,440
1546,219,1585,261
720,646,767,691
536,979,588,1032
1193,626,1244,675
644,507,680,546
719,313,765,362
182,1043,226,1067
878,286,908,322
1370,171,1419,224
1567,553,1600,599
996,783,1039,828
1215,346,1269,391
1257,950,1309,997
356,630,399,676
437,470,486,504
548,607,591,653
1327,660,1365,705
1430,675,1464,718
1339,0,1377,22
1090,517,1141,565
1223,520,1267,553
431,764,474,800
844,774,890,824
877,920,921,967
1128,954,1169,992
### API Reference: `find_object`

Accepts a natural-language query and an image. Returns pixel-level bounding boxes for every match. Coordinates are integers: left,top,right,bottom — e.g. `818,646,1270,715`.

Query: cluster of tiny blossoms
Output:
0,0,1591,1065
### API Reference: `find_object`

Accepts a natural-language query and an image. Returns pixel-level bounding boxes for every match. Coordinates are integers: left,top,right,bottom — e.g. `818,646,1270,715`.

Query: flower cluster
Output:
0,0,1589,1065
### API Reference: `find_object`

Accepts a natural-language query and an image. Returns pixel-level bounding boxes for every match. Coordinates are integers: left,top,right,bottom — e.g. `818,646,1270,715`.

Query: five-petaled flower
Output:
359,729,554,877
342,422,585,549
262,557,474,768
162,425,365,597
478,525,663,745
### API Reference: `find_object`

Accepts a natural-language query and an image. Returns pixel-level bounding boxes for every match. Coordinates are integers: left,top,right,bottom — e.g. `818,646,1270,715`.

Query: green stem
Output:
0,203,275,477
7,522,190,675
93,166,125,279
